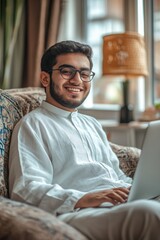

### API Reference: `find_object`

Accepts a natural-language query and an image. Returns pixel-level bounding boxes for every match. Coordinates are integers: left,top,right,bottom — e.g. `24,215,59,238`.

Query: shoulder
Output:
22,107,43,122
14,106,45,131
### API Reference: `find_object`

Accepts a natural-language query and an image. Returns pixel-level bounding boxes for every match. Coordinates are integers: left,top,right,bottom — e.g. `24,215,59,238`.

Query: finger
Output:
106,192,126,203
101,188,129,197
114,187,130,194
103,197,118,205
109,188,130,200
94,192,121,205
102,195,124,206
98,190,120,202
115,189,129,199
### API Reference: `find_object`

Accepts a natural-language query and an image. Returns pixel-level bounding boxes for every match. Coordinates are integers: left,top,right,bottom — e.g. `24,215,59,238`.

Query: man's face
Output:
41,53,91,112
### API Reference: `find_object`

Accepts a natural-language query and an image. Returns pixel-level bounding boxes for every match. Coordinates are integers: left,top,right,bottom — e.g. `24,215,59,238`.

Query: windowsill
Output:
78,104,120,120
79,103,120,111
78,104,143,121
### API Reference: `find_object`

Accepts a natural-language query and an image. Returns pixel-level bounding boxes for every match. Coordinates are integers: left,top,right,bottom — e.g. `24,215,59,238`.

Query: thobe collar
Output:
41,101,78,118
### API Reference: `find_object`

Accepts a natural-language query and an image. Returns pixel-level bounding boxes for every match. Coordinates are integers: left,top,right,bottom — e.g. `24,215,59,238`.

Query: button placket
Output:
70,114,92,161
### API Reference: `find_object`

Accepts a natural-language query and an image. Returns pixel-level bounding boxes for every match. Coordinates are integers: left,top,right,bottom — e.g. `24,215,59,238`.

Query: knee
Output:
130,199,160,214
126,199,160,225
119,200,160,239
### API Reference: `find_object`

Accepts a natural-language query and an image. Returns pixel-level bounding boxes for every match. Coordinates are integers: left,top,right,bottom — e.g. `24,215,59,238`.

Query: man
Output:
9,40,160,240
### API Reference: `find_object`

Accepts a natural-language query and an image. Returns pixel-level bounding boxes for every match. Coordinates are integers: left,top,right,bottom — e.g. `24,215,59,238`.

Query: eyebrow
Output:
58,64,90,70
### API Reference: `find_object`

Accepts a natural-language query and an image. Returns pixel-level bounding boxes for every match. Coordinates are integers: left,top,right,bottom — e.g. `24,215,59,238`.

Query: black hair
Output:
41,40,93,72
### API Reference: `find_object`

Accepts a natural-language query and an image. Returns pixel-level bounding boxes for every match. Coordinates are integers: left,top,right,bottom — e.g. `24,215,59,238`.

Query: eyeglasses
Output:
51,66,95,82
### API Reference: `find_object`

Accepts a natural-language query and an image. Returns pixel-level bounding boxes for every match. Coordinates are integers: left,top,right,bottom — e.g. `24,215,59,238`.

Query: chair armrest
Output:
109,142,141,178
0,197,87,240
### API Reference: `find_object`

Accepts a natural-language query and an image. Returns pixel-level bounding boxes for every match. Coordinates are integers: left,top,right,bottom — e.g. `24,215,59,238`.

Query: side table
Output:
98,120,148,148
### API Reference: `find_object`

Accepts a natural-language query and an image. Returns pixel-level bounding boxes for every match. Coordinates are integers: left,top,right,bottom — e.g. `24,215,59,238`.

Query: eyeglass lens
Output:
60,67,95,82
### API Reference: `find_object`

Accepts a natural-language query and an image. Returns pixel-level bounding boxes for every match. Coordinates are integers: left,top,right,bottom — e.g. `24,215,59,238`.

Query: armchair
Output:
0,87,141,239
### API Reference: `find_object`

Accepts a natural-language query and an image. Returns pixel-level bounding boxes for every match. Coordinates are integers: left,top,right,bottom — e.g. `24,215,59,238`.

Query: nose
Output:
69,71,82,84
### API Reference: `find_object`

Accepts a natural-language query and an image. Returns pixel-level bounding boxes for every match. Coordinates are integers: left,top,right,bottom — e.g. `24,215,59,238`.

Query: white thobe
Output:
9,101,132,215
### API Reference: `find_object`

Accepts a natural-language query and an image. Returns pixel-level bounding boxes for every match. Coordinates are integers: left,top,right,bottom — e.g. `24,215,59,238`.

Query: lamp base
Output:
119,104,134,123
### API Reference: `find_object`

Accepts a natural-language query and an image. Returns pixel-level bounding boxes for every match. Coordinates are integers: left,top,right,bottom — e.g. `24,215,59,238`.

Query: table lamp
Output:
102,32,148,123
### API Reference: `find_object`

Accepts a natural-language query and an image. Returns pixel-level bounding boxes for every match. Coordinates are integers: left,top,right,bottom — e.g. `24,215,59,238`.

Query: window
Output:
84,0,125,106
153,0,160,104
58,0,157,115
143,0,160,107
84,0,148,114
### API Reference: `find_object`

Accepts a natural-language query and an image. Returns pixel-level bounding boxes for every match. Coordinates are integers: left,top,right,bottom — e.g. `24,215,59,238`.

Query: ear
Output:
40,71,50,87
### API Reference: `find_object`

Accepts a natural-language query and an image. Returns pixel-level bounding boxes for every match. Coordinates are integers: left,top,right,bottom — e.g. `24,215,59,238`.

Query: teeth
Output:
67,88,80,92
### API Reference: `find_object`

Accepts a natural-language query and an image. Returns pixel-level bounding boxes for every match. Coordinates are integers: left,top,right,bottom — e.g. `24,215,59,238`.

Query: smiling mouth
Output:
66,87,82,92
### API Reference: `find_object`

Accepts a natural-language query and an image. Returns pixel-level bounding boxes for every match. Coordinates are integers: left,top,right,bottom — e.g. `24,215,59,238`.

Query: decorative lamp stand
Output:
120,80,133,123
102,32,148,123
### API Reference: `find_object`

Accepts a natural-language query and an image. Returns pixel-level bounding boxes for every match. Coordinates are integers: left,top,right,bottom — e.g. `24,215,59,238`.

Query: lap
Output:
59,199,160,221
58,200,160,240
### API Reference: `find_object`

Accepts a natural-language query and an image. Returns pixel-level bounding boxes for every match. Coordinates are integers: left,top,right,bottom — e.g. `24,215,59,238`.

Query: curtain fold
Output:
0,0,62,89
0,0,24,89
23,0,62,87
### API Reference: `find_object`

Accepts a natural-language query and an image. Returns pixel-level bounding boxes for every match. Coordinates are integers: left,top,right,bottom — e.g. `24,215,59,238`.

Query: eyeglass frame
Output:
49,66,95,82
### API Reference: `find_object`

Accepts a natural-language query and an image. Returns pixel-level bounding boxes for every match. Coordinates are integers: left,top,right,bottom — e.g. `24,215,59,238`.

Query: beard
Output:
49,78,90,109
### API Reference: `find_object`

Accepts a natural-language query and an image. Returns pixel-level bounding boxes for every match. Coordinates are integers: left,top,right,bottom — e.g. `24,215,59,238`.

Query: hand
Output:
75,187,130,209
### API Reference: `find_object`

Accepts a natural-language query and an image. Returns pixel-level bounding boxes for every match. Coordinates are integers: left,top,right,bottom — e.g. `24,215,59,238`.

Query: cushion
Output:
0,196,87,240
110,142,141,178
0,87,46,197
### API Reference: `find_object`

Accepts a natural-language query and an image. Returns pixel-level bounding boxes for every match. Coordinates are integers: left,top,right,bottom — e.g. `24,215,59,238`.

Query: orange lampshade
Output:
102,32,148,77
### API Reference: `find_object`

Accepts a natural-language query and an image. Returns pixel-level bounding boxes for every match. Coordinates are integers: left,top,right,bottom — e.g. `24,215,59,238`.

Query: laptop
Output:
128,120,160,202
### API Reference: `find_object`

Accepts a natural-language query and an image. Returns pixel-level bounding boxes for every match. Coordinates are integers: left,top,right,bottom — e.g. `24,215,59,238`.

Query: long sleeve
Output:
9,119,86,215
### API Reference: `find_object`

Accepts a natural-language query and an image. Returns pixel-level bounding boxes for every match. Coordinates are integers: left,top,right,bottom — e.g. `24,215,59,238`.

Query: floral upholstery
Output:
0,196,87,240
110,142,141,178
0,87,46,197
0,87,141,239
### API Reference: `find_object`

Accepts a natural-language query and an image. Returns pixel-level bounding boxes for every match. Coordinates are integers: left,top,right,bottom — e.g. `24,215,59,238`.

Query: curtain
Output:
23,0,62,87
0,0,24,89
0,0,62,89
